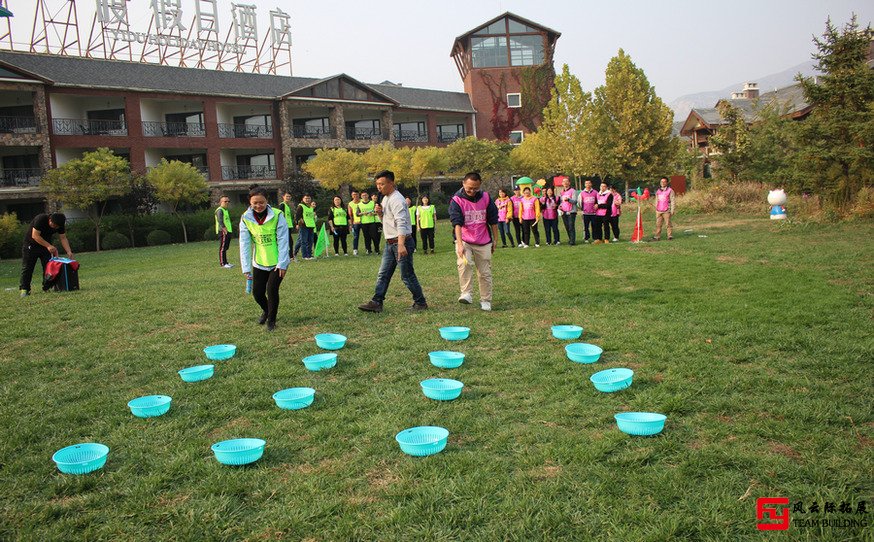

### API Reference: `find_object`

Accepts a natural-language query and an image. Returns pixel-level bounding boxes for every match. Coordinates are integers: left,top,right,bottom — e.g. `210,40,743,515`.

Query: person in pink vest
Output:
449,172,499,311
557,175,577,245
607,185,622,241
576,180,598,243
510,186,524,248
653,177,675,240
495,188,515,248
540,186,560,245
593,182,614,244
519,187,541,248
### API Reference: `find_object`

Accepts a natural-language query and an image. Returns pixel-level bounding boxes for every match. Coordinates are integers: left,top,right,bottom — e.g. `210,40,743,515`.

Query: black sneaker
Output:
266,321,276,332
410,302,428,311
258,312,268,325
358,300,383,313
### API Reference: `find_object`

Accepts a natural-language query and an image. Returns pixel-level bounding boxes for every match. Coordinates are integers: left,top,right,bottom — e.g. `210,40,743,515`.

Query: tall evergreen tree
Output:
710,101,751,182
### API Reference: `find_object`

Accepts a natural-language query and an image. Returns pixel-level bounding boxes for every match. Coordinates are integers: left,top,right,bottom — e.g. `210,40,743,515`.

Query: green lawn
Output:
0,214,871,541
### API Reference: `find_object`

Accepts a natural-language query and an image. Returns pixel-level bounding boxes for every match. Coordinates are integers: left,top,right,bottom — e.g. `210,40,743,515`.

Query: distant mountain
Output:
668,60,819,121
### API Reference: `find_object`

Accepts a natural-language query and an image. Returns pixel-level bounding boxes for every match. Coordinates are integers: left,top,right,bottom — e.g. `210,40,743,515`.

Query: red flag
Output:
631,205,644,243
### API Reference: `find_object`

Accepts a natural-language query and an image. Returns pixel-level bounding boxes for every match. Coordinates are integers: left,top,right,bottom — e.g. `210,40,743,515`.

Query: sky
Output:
4,0,872,102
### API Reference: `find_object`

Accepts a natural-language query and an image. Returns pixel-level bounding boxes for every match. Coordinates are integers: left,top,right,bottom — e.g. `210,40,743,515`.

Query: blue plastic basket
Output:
315,333,347,350
590,368,634,393
203,344,237,361
52,443,109,475
428,351,465,369
614,412,667,436
551,325,583,340
420,378,464,401
439,326,470,341
395,426,449,457
127,395,172,418
302,353,337,371
178,364,215,383
211,438,266,465
565,343,603,364
272,387,315,410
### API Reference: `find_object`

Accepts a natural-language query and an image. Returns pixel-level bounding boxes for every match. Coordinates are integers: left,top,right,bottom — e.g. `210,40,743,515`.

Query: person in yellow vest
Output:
277,191,295,260
328,195,350,256
215,195,234,268
406,196,418,252
371,191,382,253
293,194,316,260
239,186,290,332
356,192,377,255
348,190,362,256
416,195,437,254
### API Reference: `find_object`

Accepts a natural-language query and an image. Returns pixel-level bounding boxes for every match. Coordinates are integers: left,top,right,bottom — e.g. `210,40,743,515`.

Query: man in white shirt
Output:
358,170,427,313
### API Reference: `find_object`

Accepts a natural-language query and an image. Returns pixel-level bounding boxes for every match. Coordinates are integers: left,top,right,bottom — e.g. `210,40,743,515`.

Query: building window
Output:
509,131,524,145
341,80,369,101
507,19,536,33
471,36,509,68
507,93,521,108
481,18,507,35
509,35,544,66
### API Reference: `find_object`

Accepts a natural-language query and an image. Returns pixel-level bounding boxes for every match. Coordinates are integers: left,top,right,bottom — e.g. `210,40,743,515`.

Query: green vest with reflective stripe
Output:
359,201,376,224
409,205,417,226
300,203,316,228
332,206,348,226
215,207,233,234
279,202,294,225
242,213,280,268
418,205,435,229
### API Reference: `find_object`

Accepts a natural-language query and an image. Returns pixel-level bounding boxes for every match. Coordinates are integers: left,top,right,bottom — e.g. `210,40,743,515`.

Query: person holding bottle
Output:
239,185,290,332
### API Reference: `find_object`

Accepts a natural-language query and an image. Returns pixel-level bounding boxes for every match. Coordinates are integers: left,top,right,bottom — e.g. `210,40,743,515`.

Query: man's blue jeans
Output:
352,223,361,251
372,237,425,305
296,227,314,258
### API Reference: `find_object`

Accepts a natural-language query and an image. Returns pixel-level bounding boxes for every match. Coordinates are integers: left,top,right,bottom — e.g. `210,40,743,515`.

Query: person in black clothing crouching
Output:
20,212,73,297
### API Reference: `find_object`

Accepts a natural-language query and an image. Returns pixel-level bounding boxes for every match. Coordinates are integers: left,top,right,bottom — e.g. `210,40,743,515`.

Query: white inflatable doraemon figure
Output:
768,189,787,220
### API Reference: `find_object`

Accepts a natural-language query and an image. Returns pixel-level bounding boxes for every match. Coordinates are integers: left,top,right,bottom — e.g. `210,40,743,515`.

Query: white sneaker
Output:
344,253,349,256
517,243,523,248
458,293,473,304
480,301,491,311
522,244,529,248
612,238,619,242
222,263,234,268
353,249,358,256
535,244,540,248
556,241,561,245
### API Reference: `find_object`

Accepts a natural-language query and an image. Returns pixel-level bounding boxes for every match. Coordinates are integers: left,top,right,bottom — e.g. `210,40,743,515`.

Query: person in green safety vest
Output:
416,195,437,254
348,190,362,256
277,191,295,261
238,185,290,332
406,196,418,252
328,195,349,256
293,194,316,260
356,192,377,255
215,195,234,268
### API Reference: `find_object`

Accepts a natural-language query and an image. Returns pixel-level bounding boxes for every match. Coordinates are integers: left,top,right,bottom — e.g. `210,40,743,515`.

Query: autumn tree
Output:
147,159,209,243
709,101,751,182
303,148,368,190
444,136,511,178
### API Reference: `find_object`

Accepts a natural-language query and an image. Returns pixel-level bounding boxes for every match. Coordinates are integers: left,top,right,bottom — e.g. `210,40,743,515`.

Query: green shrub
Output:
101,231,130,250
146,229,172,246
203,227,218,241
0,212,20,260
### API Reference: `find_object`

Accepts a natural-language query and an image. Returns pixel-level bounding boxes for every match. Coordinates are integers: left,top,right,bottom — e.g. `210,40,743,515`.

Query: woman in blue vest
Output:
239,186,290,331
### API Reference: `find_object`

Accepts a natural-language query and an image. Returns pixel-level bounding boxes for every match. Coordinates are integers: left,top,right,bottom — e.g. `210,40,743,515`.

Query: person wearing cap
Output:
358,170,427,313
19,212,73,297
449,172,499,311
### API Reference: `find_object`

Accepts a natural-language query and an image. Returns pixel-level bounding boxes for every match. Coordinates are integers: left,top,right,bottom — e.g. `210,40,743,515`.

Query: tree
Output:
509,130,559,179
444,136,511,177
362,142,396,178
147,159,209,243
389,146,415,186
744,102,803,188
408,146,448,198
117,175,157,247
796,15,873,206
588,50,677,183
709,101,751,182
41,147,130,251
302,148,368,190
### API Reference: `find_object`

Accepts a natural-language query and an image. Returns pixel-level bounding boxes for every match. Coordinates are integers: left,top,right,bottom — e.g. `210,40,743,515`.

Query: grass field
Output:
0,213,872,541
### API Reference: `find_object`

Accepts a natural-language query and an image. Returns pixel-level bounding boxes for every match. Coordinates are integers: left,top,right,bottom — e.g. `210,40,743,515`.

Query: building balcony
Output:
437,132,465,143
221,165,277,180
218,123,273,139
394,129,428,142
142,121,205,138
345,127,385,141
1,167,43,188
291,125,336,139
0,116,39,134
52,118,127,136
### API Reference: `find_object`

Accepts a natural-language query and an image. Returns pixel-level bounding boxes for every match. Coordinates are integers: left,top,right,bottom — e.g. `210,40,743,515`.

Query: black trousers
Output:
333,225,349,254
593,215,610,240
522,219,540,246
420,227,435,251
19,244,51,292
562,213,577,245
607,216,620,240
362,223,379,252
583,214,595,241
252,267,284,324
287,228,294,260
544,218,560,244
512,218,522,245
411,225,417,250
218,230,231,266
